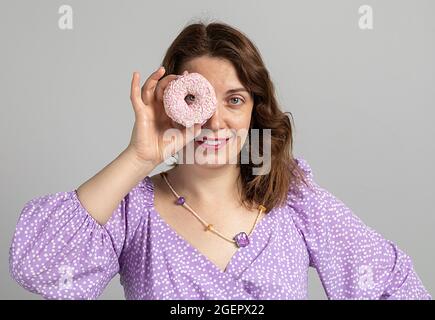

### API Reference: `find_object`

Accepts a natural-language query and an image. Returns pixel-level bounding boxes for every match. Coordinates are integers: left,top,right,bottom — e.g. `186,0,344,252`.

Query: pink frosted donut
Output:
163,72,217,127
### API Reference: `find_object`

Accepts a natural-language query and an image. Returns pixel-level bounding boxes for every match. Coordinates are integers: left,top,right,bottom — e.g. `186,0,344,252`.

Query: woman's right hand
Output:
127,67,202,167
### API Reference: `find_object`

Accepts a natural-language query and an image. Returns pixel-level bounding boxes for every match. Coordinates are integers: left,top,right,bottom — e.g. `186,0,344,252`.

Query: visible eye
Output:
229,96,244,106
185,94,195,105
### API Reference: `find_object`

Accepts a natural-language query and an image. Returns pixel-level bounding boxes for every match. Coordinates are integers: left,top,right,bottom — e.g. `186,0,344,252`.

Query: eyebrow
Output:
226,88,249,94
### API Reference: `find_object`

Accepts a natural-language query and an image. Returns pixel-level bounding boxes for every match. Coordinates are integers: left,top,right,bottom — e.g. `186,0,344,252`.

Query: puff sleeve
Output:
9,179,150,299
287,157,431,300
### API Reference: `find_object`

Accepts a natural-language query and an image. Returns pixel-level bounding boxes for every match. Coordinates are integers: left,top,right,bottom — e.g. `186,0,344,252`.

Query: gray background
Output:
1,0,433,299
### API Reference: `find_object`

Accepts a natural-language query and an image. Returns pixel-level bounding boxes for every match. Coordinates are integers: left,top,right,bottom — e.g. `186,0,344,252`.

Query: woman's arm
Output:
9,177,152,299
76,68,203,226
76,146,155,225
287,157,432,300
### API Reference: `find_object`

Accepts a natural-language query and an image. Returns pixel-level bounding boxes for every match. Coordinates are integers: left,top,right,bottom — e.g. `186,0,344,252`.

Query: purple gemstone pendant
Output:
233,232,250,247
176,196,185,205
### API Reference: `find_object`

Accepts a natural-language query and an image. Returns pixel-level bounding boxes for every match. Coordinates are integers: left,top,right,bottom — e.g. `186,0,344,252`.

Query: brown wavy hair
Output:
160,19,310,213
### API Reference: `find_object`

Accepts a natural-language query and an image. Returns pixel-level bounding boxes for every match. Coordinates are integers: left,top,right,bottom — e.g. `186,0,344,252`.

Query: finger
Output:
130,72,144,114
155,74,179,104
141,66,165,105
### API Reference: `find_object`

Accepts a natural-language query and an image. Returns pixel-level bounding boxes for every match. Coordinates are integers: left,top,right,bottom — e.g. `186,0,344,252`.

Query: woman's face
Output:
178,55,254,167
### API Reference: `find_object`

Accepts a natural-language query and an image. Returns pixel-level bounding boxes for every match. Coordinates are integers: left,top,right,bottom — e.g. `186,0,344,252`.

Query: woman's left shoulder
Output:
285,156,317,203
293,156,313,177
284,156,348,221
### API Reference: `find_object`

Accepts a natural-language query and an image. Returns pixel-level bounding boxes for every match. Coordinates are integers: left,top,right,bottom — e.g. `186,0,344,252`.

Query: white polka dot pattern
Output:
8,158,431,300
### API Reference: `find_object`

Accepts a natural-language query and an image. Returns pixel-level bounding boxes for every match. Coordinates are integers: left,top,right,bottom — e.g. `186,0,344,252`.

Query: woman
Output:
9,21,431,300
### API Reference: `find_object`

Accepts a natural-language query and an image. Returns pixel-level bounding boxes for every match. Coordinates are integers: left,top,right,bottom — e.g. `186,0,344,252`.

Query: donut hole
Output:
185,94,196,106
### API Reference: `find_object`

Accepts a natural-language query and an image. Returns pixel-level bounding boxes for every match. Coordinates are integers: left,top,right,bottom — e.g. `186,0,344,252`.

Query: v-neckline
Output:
145,175,275,275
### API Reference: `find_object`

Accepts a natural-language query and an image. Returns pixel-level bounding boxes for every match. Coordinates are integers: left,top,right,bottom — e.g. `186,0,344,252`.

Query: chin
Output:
195,161,231,168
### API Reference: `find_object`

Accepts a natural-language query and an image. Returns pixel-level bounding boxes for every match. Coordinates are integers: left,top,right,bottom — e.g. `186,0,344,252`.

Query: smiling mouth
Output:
194,137,232,149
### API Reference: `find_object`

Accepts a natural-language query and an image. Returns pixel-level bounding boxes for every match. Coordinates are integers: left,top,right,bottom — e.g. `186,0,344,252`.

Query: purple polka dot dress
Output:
9,158,431,300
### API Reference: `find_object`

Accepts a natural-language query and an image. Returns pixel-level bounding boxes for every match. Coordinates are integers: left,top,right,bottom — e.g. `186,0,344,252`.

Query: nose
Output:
202,103,226,131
